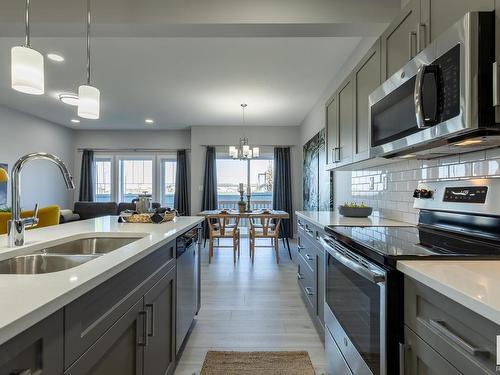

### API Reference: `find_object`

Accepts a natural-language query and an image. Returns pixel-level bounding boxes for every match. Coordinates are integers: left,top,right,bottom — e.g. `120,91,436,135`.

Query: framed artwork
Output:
303,129,333,211
0,163,7,207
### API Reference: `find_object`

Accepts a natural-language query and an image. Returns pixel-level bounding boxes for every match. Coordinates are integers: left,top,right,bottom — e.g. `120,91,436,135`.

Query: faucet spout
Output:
8,152,75,247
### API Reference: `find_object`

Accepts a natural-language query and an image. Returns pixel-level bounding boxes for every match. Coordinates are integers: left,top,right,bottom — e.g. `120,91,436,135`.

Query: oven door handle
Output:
320,237,386,284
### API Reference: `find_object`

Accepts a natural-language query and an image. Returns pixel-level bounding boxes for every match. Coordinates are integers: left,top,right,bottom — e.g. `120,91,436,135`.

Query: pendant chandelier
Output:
11,0,44,95
78,0,100,119
229,104,260,160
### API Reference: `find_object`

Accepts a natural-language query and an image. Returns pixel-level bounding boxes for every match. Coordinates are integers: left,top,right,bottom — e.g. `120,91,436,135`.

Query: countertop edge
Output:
0,217,203,346
397,261,500,326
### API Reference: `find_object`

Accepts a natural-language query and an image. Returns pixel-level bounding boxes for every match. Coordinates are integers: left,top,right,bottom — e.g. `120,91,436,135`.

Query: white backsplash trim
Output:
337,148,500,225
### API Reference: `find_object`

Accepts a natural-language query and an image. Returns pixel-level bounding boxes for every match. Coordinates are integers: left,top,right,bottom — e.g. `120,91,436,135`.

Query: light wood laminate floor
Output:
174,238,326,374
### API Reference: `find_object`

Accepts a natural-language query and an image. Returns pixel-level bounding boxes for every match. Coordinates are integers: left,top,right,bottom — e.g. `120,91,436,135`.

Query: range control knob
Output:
420,189,433,199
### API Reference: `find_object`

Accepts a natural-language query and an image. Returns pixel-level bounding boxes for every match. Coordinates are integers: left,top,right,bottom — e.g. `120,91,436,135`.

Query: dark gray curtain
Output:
202,146,218,211
174,149,190,215
79,149,95,202
273,147,292,238
202,146,218,238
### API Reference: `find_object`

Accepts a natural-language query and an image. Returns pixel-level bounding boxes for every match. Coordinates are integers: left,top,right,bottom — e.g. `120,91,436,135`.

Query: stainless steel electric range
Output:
321,178,500,375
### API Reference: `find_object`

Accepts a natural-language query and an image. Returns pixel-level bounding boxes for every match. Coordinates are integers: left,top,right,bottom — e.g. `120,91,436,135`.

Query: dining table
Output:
197,209,291,255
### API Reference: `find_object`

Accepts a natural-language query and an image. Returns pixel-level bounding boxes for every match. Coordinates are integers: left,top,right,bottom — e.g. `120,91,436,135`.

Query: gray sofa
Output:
60,201,161,223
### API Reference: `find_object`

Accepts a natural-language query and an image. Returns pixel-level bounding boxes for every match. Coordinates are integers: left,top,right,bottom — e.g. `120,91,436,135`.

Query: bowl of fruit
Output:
338,202,373,218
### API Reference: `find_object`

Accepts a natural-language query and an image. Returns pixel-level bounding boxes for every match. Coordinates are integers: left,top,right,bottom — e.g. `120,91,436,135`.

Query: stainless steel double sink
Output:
0,236,143,275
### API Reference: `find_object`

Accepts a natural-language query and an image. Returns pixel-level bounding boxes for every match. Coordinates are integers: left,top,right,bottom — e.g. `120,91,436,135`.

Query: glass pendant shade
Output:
229,146,237,158
11,46,44,95
253,147,260,158
242,144,250,156
78,84,100,119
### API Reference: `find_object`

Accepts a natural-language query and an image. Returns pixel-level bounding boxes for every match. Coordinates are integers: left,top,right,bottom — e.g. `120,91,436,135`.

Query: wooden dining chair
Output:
249,215,282,264
206,214,240,264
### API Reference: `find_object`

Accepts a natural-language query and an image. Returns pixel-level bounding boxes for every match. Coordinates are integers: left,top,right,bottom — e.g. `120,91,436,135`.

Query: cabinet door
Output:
326,95,338,165
353,39,381,161
405,326,461,375
381,0,420,79
337,77,354,164
65,298,145,375
497,0,500,122
0,310,63,375
420,0,495,49
144,266,176,375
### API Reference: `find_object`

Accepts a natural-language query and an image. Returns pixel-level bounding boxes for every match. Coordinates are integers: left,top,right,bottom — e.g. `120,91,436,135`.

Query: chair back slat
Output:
207,214,240,236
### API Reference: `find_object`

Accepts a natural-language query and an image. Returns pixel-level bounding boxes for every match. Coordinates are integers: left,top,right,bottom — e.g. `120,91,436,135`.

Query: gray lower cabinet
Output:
65,298,145,375
0,310,63,375
405,276,499,375
144,268,176,375
296,216,325,339
405,326,461,375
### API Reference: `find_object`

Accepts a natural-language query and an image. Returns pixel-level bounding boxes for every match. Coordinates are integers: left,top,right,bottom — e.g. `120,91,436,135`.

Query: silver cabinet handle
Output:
408,31,417,60
494,62,500,107
428,319,488,356
304,287,314,296
297,245,304,251
417,23,426,52
297,272,303,280
399,342,405,375
138,310,148,346
305,254,313,261
146,303,155,337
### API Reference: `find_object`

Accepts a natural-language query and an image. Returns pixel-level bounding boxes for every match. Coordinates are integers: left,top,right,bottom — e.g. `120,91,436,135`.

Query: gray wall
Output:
0,105,75,209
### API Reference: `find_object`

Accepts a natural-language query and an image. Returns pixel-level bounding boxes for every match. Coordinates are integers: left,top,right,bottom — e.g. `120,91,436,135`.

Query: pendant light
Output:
11,0,44,95
78,0,100,119
229,104,260,159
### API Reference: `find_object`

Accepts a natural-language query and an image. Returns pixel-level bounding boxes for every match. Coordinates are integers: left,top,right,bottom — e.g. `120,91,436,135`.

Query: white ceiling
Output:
0,0,399,130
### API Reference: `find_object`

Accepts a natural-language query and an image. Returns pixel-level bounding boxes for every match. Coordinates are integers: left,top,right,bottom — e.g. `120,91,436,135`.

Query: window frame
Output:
158,154,177,207
94,156,113,202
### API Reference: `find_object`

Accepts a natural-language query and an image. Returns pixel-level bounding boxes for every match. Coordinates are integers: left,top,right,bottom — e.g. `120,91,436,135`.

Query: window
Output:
161,159,177,207
92,153,179,205
119,158,153,202
95,158,112,202
216,156,273,210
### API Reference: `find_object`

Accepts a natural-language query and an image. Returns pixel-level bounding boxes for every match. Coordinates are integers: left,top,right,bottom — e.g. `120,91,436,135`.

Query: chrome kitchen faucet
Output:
8,153,75,247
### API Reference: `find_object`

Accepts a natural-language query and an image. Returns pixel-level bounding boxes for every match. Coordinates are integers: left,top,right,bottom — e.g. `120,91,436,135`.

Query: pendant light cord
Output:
25,0,30,47
86,0,91,85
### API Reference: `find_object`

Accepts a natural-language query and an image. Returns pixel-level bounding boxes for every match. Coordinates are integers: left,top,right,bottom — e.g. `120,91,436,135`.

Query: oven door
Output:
321,237,387,375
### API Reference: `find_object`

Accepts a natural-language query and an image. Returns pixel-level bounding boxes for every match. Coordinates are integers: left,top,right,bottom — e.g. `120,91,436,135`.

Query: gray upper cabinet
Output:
326,95,338,166
353,39,381,161
381,0,420,79
496,1,500,122
420,0,495,49
337,77,354,165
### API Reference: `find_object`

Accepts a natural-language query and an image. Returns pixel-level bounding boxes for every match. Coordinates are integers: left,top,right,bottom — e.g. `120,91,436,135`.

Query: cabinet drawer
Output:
297,236,316,274
405,325,461,375
405,277,498,374
297,248,314,281
298,264,316,313
64,240,175,369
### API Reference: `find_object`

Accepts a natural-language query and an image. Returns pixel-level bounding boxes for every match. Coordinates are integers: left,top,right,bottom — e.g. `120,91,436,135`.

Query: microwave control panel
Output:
443,186,488,203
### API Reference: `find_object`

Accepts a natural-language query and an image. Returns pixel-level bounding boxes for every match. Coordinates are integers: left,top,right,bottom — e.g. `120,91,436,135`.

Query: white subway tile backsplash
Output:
336,147,500,225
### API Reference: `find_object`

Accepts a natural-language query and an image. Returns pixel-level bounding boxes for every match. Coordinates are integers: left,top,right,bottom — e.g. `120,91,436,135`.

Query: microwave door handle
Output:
320,237,385,284
414,65,427,128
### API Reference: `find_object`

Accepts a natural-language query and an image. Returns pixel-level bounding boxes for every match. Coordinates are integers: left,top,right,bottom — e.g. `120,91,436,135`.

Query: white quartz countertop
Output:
0,215,203,345
295,211,410,228
398,260,500,326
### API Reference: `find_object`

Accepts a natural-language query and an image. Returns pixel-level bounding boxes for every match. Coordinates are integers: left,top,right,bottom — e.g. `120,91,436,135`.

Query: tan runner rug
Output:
200,350,316,375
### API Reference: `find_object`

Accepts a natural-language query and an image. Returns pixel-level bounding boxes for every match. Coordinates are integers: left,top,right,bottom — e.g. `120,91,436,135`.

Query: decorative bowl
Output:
338,206,373,218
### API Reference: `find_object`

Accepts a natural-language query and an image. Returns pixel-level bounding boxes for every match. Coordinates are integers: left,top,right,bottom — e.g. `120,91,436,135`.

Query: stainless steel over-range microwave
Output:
369,12,499,159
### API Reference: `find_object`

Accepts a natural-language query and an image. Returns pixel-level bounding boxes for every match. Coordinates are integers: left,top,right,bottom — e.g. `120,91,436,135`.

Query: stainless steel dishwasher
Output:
176,225,200,354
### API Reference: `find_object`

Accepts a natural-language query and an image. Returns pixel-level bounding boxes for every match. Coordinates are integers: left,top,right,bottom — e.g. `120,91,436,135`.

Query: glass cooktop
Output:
326,225,500,266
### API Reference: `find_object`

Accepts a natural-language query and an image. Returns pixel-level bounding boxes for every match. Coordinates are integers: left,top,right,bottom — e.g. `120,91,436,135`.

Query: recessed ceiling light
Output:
47,53,64,62
71,119,80,123
58,93,79,106
145,118,155,124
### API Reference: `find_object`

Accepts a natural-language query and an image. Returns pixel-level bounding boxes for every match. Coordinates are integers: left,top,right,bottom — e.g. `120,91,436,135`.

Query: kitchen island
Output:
0,215,203,374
